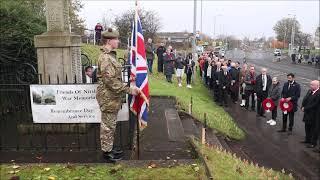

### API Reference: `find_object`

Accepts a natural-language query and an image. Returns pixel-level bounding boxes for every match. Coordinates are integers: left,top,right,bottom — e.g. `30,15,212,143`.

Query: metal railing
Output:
0,55,133,152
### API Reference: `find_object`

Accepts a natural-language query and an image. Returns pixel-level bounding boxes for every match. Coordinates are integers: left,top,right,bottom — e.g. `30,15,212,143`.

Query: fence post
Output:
188,96,193,115
57,75,59,84
201,113,207,145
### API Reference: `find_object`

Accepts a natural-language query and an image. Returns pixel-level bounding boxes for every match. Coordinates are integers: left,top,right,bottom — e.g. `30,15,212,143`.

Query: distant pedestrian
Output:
163,48,175,83
185,53,195,88
156,43,166,73
278,73,301,134
94,23,103,45
291,53,296,64
175,53,185,87
146,38,155,73
301,80,320,148
267,77,281,126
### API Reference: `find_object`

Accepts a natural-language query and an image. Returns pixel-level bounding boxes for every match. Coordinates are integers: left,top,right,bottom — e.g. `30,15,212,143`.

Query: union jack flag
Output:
129,14,150,127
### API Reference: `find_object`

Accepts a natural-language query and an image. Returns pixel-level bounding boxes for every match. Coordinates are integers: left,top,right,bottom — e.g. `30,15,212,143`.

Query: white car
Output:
274,49,281,56
219,49,225,56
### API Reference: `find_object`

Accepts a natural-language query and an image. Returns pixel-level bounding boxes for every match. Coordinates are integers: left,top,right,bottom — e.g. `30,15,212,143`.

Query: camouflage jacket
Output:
96,46,129,113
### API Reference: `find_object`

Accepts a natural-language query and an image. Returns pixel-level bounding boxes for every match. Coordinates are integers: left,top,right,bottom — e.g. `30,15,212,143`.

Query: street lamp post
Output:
192,0,197,59
288,14,296,55
200,0,203,39
213,14,222,40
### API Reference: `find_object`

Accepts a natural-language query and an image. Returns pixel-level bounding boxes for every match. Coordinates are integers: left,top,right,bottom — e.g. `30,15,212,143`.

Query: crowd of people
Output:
196,51,319,152
146,41,319,152
147,40,196,88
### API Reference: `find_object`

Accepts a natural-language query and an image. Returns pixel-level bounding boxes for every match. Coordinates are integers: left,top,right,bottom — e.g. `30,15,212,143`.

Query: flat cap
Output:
102,28,119,39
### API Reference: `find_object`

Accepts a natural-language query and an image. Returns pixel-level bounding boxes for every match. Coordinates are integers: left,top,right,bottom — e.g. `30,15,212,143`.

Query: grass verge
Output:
191,138,293,180
81,44,245,140
0,163,206,180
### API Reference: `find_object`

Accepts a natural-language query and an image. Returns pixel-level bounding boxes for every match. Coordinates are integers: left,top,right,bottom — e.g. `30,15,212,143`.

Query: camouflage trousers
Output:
100,112,117,152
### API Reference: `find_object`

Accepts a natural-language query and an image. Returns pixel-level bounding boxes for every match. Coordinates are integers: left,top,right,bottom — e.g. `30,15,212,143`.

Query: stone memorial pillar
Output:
34,0,82,84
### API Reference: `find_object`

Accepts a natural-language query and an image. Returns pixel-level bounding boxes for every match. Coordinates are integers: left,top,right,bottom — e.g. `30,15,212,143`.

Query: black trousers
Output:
311,119,320,145
204,73,208,85
272,106,278,120
230,83,239,102
220,87,228,106
305,123,313,143
282,111,295,130
186,72,192,85
245,90,255,109
213,83,220,102
166,75,172,82
257,91,268,115
158,58,163,73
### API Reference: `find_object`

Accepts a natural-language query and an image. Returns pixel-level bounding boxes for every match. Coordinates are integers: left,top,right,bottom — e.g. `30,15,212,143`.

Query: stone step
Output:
179,112,200,138
165,108,185,142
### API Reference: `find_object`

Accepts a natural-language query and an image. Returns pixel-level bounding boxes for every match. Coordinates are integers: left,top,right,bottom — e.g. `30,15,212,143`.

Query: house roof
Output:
157,32,192,38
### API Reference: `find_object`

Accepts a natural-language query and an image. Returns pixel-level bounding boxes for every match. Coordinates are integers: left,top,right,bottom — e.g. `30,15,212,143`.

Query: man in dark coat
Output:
213,62,222,103
204,57,209,86
229,62,240,103
156,43,166,73
146,38,155,73
255,68,272,117
291,53,296,64
83,66,93,84
301,80,320,148
244,65,256,111
94,23,103,45
163,48,175,83
219,65,231,107
278,73,301,134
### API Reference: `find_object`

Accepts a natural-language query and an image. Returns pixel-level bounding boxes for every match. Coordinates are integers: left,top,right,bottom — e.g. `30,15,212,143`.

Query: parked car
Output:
274,49,281,56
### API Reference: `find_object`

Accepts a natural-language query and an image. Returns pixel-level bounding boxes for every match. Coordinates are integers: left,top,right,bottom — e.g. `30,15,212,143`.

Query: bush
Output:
0,0,46,64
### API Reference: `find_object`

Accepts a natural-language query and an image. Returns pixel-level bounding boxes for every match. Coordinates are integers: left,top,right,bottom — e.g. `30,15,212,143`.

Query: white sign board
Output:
30,84,101,123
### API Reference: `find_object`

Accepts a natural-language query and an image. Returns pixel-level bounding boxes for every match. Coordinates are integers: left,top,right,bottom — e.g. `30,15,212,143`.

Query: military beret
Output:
102,28,119,39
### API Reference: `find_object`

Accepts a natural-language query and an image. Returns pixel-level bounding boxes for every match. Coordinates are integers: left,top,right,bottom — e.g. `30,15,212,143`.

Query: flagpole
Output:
135,0,140,160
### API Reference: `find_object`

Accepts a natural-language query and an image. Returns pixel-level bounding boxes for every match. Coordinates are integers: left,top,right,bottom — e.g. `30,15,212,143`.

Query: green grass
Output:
81,44,245,140
1,163,206,180
149,72,244,140
81,44,127,65
192,139,293,180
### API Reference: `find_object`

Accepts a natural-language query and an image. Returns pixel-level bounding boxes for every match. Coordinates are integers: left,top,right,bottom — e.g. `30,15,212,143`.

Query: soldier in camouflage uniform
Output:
96,28,140,161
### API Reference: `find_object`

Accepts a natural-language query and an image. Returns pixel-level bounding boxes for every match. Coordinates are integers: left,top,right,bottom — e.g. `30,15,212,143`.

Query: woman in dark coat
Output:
163,48,175,83
267,77,281,126
184,53,195,88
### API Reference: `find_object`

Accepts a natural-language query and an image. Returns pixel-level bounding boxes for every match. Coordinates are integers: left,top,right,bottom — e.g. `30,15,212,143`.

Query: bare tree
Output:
69,0,86,35
295,32,312,47
113,9,161,48
273,17,301,44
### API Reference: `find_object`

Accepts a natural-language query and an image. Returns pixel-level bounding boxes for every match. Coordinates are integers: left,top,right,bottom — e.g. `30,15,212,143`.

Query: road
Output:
224,49,320,179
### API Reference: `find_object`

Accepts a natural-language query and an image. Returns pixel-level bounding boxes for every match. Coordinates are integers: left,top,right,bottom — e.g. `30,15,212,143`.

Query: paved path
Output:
139,96,193,160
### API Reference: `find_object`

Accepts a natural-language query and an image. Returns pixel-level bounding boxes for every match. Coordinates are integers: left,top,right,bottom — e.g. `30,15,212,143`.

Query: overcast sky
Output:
79,0,319,39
